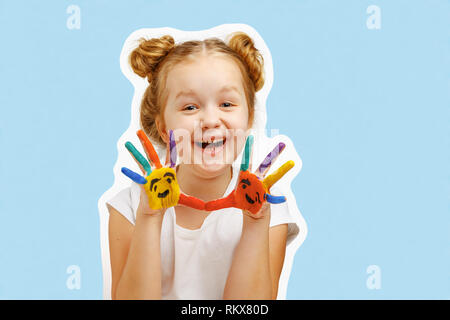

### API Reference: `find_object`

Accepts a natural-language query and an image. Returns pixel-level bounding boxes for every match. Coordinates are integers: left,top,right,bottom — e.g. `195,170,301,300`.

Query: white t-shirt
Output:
106,162,300,299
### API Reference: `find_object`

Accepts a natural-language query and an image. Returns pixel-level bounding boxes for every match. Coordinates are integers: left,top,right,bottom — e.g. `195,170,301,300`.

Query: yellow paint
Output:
144,167,180,210
263,160,295,189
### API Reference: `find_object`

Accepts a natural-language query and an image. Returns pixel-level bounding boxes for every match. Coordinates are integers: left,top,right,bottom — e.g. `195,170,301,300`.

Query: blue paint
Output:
121,167,147,185
265,193,286,204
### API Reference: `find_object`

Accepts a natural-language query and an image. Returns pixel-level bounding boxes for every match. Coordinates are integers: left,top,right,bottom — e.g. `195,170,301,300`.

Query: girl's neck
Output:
176,163,233,201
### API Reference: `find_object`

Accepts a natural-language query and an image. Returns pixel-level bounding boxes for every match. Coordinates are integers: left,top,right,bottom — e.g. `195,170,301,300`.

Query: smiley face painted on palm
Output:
235,170,268,214
144,167,180,210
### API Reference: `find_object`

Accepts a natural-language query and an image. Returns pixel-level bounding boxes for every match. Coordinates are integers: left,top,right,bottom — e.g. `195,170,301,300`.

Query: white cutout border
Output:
98,23,308,300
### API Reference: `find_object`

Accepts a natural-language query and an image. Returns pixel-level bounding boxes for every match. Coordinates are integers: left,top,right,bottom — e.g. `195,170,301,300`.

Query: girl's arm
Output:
108,205,164,300
223,204,288,300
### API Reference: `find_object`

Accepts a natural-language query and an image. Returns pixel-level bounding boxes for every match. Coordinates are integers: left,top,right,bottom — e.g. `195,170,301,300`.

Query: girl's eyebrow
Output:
219,85,240,94
175,86,240,100
175,90,198,100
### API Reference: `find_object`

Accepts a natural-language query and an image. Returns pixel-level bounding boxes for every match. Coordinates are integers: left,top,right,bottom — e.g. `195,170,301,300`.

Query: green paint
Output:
240,135,253,171
125,141,152,175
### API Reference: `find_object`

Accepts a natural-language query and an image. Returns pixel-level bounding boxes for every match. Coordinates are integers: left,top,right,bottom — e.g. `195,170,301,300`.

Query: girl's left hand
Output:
205,135,294,216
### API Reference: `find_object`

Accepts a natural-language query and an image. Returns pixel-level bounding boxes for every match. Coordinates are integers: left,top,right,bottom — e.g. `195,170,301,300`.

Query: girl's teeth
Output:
194,139,225,149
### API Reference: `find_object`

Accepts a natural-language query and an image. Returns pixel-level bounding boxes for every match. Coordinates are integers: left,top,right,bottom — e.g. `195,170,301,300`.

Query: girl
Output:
105,30,300,299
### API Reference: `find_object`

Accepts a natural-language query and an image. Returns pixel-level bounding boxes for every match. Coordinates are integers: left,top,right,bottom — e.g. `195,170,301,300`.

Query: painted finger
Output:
121,167,147,185
256,142,286,179
125,141,152,175
178,193,206,210
262,160,295,189
205,192,236,211
265,193,286,204
165,130,177,168
137,129,162,169
239,135,254,172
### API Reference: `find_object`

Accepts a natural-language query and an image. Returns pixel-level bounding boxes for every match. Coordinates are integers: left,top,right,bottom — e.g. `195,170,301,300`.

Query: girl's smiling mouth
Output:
194,138,226,149
193,136,227,159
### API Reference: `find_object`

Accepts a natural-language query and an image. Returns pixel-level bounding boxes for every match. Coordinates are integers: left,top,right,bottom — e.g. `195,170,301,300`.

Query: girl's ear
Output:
155,115,168,144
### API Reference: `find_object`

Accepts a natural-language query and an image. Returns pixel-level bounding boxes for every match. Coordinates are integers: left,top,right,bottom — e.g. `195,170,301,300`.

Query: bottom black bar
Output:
0,300,446,318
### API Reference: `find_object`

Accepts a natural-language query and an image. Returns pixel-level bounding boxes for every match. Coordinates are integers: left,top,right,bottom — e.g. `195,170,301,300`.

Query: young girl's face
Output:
160,53,250,177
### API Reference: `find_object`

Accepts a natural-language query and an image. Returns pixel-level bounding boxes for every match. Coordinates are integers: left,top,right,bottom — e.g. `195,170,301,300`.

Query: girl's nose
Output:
200,105,221,129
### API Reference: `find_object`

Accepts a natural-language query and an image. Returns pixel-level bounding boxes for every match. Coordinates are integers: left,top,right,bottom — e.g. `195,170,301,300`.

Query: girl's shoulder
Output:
106,182,141,225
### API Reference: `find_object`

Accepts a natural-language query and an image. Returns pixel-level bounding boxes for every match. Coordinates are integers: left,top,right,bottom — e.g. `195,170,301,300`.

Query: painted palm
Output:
205,135,295,214
121,130,205,210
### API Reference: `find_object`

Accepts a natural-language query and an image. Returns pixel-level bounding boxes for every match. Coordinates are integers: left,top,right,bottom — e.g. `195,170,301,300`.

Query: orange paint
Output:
234,171,268,214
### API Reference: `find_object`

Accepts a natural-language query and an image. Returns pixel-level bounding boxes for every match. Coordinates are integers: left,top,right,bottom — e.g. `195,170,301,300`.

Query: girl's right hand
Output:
121,129,206,216
123,129,175,219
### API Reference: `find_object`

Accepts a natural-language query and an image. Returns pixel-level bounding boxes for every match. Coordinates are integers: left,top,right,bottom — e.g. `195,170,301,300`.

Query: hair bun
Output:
227,32,265,92
129,35,175,83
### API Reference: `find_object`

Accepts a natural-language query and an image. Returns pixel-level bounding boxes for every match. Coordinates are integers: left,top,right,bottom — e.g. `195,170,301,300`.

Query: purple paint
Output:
257,142,285,175
169,130,177,168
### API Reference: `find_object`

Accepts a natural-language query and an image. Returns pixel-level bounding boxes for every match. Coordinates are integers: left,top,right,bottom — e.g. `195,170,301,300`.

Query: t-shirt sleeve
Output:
269,185,300,247
105,182,141,225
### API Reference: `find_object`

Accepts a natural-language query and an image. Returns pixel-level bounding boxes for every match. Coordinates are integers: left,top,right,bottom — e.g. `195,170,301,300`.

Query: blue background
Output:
0,0,448,299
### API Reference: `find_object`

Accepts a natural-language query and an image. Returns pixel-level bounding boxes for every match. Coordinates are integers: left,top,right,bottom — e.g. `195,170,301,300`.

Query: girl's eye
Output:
183,105,198,111
220,102,233,108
